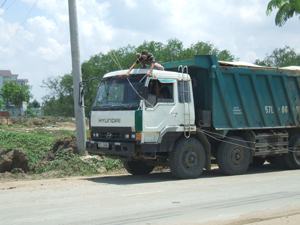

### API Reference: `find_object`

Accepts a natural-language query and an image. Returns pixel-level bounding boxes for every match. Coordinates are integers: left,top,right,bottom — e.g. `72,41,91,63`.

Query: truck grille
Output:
91,127,133,141
98,132,122,140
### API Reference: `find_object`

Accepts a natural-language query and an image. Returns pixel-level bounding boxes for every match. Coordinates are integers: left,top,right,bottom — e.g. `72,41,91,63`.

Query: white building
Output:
0,70,29,116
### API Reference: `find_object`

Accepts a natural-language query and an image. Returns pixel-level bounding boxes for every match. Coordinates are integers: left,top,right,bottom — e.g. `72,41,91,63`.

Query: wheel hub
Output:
231,148,243,165
183,150,198,168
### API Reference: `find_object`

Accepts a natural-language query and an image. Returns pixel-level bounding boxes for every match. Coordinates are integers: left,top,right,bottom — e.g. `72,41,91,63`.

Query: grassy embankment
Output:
0,117,122,178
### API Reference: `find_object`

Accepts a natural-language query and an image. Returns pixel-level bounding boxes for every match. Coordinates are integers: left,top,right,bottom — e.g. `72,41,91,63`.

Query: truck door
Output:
142,78,181,143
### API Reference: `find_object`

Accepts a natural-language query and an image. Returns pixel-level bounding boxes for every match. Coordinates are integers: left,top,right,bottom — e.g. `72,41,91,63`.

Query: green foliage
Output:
255,46,300,67
0,98,4,110
267,0,300,26
1,81,31,107
34,149,122,176
42,75,74,116
42,39,235,116
25,100,41,117
28,99,40,108
42,96,74,117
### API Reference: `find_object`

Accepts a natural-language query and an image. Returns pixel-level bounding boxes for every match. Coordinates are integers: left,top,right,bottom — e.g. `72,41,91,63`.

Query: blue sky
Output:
0,0,299,101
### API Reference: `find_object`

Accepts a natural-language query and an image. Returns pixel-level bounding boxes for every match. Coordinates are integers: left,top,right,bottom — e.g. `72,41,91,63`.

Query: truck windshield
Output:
93,74,146,110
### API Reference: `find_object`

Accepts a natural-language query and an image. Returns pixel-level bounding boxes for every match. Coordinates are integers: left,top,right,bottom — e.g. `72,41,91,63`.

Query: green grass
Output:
0,129,66,166
0,127,122,177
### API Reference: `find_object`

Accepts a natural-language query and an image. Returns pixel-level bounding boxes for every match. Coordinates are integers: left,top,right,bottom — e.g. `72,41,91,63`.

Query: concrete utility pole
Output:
68,0,86,154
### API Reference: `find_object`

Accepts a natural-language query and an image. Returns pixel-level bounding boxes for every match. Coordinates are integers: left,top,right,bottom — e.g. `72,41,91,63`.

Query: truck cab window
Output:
146,80,174,107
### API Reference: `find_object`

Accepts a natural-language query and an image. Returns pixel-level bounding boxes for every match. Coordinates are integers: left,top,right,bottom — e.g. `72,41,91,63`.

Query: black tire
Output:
284,135,300,169
217,136,251,175
123,160,154,175
251,157,265,167
170,137,206,179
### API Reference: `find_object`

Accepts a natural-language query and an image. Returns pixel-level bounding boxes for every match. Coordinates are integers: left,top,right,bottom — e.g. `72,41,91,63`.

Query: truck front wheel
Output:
217,136,251,175
123,160,154,175
170,137,206,179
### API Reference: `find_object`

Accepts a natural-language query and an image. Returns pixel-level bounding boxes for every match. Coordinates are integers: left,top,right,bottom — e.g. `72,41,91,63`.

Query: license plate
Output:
98,142,109,148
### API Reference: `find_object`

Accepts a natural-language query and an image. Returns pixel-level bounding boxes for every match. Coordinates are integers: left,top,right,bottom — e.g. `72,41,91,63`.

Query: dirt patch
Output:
0,149,29,173
10,117,75,127
44,136,77,160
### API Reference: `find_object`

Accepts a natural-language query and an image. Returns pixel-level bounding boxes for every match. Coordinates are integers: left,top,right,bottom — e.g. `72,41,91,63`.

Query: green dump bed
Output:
164,55,300,130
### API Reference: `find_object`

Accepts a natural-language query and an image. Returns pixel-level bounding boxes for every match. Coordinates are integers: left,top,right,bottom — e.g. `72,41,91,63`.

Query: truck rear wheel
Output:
170,137,206,179
217,136,251,175
123,160,154,175
284,135,300,169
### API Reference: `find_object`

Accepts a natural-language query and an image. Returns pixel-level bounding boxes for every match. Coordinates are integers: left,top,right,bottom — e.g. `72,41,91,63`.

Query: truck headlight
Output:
131,134,136,139
135,133,142,141
124,134,130,139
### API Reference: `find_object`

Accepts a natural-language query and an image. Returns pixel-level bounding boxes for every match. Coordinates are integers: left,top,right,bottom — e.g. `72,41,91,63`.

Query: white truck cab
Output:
87,69,202,177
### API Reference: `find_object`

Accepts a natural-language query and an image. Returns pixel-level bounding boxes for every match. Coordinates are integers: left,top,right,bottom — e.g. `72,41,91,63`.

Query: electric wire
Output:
0,0,7,8
2,0,16,13
111,50,123,70
1,0,38,48
19,0,38,27
109,51,122,70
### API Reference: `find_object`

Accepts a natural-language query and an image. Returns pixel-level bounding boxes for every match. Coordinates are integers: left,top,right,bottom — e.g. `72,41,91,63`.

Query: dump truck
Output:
86,55,300,179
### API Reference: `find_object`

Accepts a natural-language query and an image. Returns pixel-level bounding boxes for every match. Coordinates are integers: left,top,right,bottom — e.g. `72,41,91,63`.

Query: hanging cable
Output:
199,129,256,144
198,129,255,151
198,129,300,153
2,0,16,13
0,0,7,8
1,0,38,49
111,50,123,70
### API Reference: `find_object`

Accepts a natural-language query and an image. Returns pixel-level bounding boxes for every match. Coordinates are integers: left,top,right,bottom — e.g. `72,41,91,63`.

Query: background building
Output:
0,70,29,116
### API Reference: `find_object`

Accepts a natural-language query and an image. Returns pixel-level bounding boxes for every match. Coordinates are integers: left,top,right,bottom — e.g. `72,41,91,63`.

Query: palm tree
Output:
267,0,300,26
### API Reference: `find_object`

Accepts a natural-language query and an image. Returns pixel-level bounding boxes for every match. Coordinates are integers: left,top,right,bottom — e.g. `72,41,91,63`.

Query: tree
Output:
0,98,4,110
1,81,30,107
255,46,300,67
42,75,74,117
267,0,300,26
28,99,41,108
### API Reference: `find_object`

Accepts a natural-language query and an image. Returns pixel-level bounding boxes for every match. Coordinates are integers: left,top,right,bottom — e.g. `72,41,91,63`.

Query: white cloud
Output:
123,0,137,9
37,38,67,62
27,16,56,34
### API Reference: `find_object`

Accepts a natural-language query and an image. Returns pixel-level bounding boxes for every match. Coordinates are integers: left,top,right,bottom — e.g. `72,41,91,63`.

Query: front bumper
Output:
86,140,159,158
86,140,135,157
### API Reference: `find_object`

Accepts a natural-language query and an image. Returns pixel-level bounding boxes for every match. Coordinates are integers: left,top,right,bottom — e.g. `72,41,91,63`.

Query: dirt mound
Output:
0,149,29,173
44,136,77,161
52,136,77,153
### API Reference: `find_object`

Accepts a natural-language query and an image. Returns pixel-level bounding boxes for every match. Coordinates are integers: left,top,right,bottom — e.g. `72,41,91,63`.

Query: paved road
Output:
0,167,300,225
